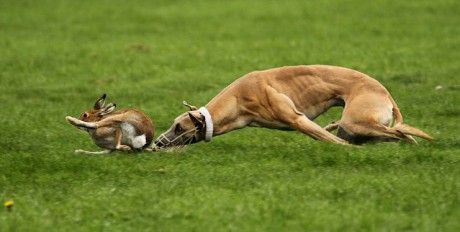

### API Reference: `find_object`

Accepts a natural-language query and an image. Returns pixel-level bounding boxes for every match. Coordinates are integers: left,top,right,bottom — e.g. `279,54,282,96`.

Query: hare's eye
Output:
83,113,88,118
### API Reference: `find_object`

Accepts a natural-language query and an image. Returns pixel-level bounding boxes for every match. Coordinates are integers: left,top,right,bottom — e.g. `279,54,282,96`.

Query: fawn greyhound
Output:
154,65,433,149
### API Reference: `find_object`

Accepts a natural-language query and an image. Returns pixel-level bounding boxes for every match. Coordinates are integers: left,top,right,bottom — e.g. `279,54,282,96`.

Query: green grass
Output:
1,0,459,231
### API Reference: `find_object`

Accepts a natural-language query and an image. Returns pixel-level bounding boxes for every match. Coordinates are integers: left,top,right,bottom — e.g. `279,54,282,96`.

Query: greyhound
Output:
154,65,433,149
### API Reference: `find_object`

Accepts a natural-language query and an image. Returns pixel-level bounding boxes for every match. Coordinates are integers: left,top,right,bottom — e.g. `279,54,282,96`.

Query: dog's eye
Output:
175,125,183,133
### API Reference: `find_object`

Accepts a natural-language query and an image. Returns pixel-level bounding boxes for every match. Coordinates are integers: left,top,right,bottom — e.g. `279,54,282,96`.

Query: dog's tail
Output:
388,95,403,126
388,95,434,141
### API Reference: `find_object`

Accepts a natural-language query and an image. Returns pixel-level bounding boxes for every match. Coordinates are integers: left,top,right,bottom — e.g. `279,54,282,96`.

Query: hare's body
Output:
85,110,153,150
66,94,154,154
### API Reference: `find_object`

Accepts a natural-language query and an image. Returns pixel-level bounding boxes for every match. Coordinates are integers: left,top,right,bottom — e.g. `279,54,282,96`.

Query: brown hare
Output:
66,94,154,154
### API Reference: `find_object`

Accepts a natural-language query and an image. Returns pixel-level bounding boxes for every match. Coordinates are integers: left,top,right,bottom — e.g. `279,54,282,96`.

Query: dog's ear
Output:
99,103,116,116
188,111,204,129
183,101,198,111
94,93,107,110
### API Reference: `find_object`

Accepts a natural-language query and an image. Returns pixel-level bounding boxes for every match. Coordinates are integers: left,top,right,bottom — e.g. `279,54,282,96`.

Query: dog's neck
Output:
198,107,213,142
204,98,243,137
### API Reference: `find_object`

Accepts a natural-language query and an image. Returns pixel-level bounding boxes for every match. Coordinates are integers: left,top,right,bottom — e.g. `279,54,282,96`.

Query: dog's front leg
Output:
266,87,348,145
324,121,340,132
292,116,348,145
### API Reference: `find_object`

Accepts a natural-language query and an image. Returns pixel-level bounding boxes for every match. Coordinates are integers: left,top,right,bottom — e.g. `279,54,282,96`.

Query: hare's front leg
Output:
114,129,131,151
75,149,112,155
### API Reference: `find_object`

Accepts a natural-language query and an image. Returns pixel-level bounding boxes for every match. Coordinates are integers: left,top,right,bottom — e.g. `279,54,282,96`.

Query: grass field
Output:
1,0,459,231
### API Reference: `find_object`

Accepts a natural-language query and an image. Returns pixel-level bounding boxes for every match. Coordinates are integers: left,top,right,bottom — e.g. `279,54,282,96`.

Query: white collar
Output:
198,107,213,142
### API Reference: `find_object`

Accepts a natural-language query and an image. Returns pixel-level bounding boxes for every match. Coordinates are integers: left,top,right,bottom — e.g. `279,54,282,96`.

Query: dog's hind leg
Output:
335,93,417,144
340,118,418,143
265,87,348,145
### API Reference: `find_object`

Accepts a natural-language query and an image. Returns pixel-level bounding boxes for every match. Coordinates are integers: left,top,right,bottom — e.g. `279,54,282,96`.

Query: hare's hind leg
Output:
65,115,125,129
66,116,97,129
75,149,112,154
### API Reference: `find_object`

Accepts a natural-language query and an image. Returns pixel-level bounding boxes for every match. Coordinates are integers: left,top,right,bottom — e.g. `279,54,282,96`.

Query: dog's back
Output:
216,65,383,120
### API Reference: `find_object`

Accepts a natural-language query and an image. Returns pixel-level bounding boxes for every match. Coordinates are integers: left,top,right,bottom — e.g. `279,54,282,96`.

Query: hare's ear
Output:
183,101,198,111
94,94,107,110
99,103,116,116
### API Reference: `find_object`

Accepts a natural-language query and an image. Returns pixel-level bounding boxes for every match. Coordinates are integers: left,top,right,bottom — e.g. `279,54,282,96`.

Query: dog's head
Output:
154,101,207,149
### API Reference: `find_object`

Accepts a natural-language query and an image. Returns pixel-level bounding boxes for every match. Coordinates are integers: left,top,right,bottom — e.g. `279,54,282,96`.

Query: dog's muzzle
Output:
153,128,199,149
